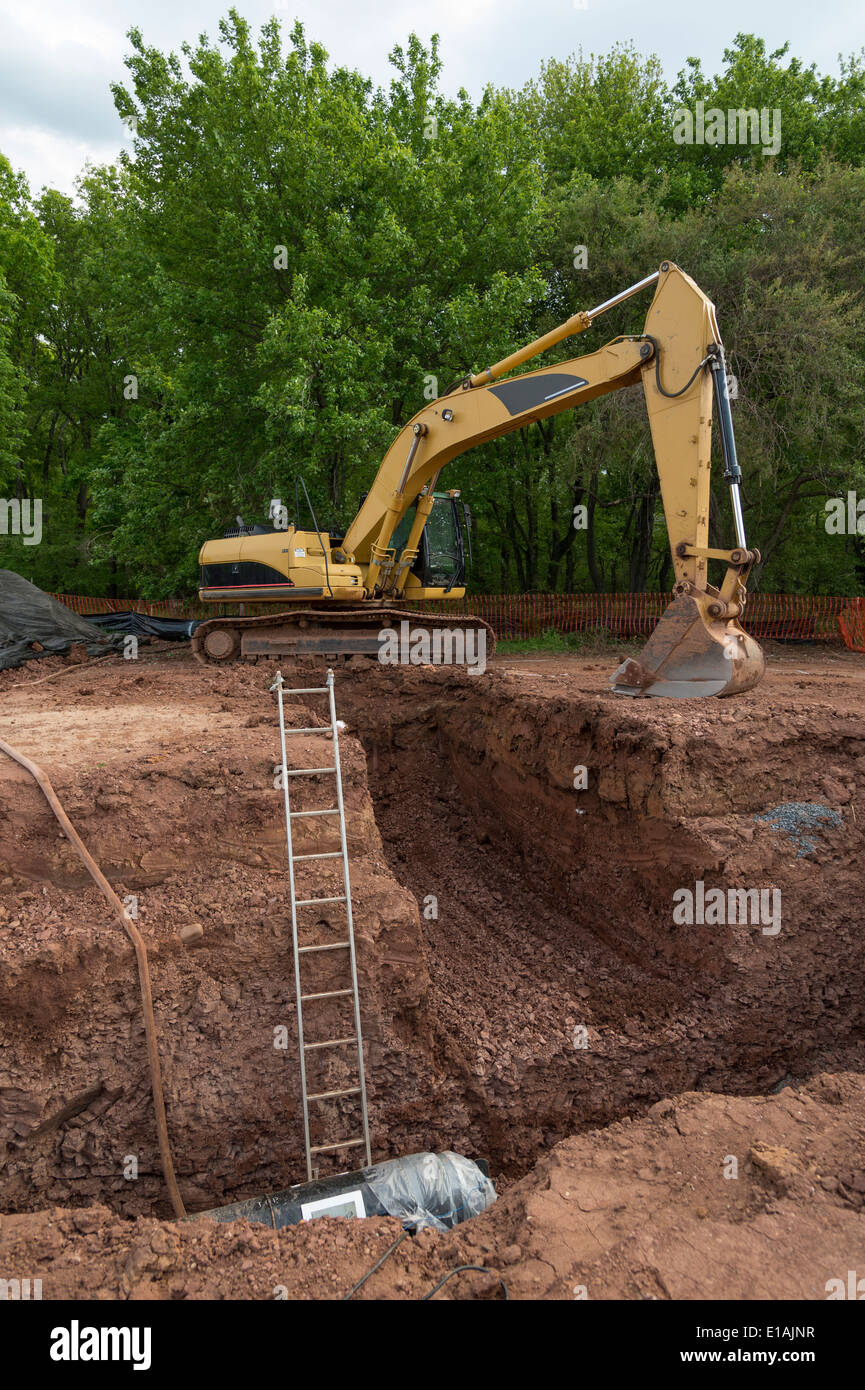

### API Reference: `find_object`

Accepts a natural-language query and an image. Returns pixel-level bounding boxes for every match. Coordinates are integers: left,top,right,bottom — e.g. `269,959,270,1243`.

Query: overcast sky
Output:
1,0,863,196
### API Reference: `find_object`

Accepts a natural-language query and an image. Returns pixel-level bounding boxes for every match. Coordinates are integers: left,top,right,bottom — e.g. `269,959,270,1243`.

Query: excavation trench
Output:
0,656,863,1220
339,665,865,1178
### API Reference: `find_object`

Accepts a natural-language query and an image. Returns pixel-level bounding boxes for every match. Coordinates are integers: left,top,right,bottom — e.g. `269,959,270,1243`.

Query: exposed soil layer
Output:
335,649,865,1175
1,641,864,1296
2,1070,863,1299
0,658,431,1215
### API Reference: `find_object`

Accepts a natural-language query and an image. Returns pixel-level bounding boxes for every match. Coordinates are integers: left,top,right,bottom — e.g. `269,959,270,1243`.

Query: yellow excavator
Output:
193,260,765,698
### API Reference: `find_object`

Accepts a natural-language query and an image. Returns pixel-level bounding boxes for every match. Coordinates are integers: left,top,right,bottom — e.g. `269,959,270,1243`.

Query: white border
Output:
300,1189,366,1222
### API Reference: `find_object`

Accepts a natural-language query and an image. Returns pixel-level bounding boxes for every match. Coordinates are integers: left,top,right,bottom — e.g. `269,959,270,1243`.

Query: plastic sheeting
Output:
365,1151,496,1232
0,570,123,671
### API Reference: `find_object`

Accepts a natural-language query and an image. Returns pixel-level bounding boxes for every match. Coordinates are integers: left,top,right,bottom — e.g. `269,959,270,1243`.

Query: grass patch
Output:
495,627,643,656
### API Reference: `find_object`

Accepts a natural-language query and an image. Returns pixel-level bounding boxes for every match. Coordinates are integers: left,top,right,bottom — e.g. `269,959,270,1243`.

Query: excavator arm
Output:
341,260,764,698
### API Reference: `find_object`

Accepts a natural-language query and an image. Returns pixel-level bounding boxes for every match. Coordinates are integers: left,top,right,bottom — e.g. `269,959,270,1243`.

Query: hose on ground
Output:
0,736,187,1218
421,1263,509,1300
342,1230,408,1299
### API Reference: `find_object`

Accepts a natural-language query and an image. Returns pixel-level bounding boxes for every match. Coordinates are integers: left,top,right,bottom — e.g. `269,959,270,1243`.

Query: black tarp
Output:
0,570,124,671
86,611,200,640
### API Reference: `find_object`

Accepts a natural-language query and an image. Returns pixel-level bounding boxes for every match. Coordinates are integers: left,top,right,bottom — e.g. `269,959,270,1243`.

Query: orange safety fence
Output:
837,597,865,653
49,589,865,648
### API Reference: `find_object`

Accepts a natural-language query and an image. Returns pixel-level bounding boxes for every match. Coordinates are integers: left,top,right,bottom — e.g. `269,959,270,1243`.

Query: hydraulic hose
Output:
640,334,713,399
0,736,186,1218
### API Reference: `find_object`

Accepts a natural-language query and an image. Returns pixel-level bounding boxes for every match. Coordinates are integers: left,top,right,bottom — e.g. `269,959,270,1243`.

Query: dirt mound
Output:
0,571,121,670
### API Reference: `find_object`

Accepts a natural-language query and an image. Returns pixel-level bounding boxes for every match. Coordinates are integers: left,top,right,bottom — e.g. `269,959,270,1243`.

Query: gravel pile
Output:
754,802,843,856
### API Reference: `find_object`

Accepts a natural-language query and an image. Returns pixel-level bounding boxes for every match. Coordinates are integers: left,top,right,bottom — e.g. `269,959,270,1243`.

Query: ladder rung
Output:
284,727,331,735
294,851,342,862
295,894,346,906
298,941,351,954
290,808,338,818
284,686,329,695
304,1036,357,1050
310,1138,366,1154
285,766,336,776
308,1086,361,1101
300,988,353,1002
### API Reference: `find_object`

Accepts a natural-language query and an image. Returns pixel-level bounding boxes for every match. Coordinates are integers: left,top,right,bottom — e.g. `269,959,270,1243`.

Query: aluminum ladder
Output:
271,667,372,1181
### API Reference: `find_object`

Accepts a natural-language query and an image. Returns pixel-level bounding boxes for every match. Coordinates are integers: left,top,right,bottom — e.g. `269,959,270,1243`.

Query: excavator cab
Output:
388,492,469,592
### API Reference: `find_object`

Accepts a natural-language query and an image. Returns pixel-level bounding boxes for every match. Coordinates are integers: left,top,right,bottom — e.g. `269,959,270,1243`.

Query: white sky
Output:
1,0,863,196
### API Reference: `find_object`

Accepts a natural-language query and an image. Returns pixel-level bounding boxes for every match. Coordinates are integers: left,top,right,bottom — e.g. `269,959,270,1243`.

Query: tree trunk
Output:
586,488,604,592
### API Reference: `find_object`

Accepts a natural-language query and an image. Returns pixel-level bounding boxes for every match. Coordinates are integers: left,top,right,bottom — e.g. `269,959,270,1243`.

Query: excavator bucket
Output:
610,592,765,699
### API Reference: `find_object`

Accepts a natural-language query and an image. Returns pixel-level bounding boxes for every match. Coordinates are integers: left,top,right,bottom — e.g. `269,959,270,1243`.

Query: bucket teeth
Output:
610,593,765,700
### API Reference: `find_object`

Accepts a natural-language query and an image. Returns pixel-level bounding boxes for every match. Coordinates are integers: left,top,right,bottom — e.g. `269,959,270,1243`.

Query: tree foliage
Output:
1,14,864,597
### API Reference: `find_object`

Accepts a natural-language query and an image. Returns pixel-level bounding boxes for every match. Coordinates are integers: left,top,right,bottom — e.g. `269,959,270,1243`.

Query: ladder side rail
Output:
327,668,373,1168
272,670,314,1181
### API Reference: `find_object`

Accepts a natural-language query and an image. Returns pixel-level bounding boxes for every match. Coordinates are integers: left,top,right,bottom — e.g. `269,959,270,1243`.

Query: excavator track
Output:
191,606,496,667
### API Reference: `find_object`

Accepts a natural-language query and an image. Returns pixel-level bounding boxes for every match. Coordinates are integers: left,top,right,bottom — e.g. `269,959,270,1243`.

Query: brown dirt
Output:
1,640,864,1297
1,1071,862,1299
